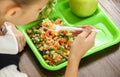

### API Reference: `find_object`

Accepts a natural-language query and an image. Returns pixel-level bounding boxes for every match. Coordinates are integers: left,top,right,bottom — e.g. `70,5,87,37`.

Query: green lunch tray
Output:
17,0,120,71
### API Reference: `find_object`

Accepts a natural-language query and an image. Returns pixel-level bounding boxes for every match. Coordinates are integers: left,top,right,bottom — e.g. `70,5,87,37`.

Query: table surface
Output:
19,0,120,77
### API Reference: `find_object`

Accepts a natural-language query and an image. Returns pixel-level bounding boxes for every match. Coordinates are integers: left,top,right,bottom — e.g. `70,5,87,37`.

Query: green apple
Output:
69,0,98,17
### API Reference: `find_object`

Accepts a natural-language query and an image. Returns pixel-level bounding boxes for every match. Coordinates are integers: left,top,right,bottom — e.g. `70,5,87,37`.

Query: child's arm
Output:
65,26,96,77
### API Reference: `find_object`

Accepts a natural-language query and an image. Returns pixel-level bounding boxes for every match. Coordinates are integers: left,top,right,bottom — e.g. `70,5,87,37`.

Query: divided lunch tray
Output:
17,0,120,71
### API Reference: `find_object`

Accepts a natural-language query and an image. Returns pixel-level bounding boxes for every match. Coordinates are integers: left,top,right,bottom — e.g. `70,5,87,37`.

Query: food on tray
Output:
27,18,76,66
69,0,98,17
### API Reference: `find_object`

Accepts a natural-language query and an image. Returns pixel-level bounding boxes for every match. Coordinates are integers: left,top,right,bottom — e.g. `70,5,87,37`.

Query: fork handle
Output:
58,26,84,31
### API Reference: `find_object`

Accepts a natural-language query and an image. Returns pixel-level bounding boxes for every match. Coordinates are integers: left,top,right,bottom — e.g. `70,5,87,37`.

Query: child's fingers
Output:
19,34,26,52
20,33,26,46
80,28,91,38
72,26,84,36
22,35,26,48
72,26,94,36
15,32,26,52
86,31,96,42
72,31,82,36
16,37,21,52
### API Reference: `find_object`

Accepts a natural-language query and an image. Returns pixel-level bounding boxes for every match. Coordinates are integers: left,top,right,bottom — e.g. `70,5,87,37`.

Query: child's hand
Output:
69,26,96,63
13,27,26,52
12,26,26,52
6,22,26,52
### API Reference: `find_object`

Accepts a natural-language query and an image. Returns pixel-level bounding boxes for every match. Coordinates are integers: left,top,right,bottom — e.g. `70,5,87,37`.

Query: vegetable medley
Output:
27,18,75,66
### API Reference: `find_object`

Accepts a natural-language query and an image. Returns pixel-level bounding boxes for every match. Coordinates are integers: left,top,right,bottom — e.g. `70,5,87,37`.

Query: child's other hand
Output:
6,22,26,52
12,26,26,52
13,27,26,52
69,26,96,63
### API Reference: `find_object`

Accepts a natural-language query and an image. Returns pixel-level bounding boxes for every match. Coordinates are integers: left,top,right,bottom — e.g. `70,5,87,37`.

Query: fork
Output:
53,25,102,32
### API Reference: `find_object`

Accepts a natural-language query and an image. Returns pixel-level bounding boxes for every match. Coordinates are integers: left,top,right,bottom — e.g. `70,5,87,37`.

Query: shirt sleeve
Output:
0,23,18,54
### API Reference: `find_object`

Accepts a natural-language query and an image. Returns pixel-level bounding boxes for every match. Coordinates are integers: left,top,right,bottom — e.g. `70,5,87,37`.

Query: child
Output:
0,0,96,77
0,0,47,76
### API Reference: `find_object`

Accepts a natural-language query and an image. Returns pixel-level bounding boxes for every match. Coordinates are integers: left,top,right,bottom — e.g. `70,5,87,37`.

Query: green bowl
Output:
17,0,120,71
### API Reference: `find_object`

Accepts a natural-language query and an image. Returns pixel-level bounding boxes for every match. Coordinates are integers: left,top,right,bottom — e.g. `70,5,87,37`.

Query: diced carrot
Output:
48,58,55,63
45,31,50,36
59,38,67,43
54,46,58,50
64,30,68,35
51,41,55,45
41,34,45,39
